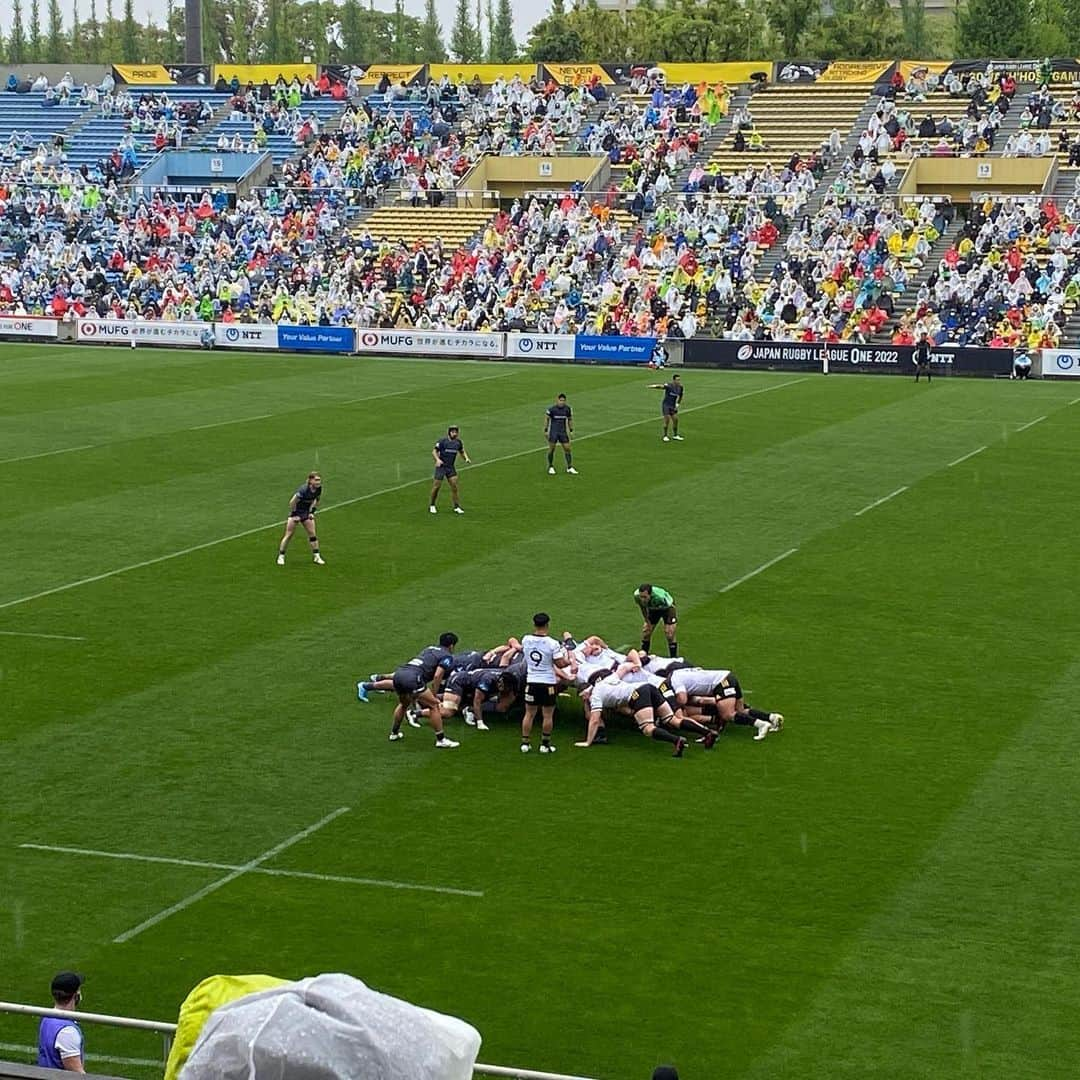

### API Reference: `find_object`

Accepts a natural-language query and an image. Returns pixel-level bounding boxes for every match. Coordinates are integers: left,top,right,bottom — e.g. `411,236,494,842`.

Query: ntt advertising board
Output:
1040,348,1080,377
277,325,355,353
356,328,504,357
215,324,279,350
684,339,1012,376
506,333,577,360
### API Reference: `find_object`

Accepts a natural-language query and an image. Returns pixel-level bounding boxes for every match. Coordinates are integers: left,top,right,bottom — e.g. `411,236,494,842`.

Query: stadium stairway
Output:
185,95,240,149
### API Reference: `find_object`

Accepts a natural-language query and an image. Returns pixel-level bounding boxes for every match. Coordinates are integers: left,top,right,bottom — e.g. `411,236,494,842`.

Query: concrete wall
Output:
898,156,1053,203
0,65,110,87
458,155,607,200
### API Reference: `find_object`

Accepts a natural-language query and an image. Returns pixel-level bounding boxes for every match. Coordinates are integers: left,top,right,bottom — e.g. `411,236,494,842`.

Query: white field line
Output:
19,843,483,898
719,548,799,593
0,377,808,613
1070,396,1080,406
854,486,908,518
947,445,988,469
0,1043,162,1069
0,444,95,466
112,806,350,943
191,412,273,431
0,630,86,641
1015,414,1047,432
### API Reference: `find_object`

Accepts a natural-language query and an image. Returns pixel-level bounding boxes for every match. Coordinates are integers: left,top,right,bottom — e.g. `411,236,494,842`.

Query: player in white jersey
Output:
578,666,688,756
619,665,718,744
670,667,783,741
520,612,571,754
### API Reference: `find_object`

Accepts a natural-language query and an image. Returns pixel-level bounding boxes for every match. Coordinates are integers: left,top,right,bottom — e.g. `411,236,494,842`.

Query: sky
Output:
0,0,552,56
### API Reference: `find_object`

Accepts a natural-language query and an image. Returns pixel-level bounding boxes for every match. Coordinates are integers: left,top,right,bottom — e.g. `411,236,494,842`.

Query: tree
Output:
340,0,374,60
121,0,139,58
449,0,479,60
87,0,101,61
392,0,408,61
956,0,1029,56
567,0,624,59
102,0,117,59
9,0,26,62
803,0,901,58
419,0,446,60
71,0,82,59
1030,0,1069,54
897,0,926,54
28,0,42,61
475,0,484,61
766,0,817,56
231,0,253,63
490,0,516,61
525,0,582,61
46,0,65,60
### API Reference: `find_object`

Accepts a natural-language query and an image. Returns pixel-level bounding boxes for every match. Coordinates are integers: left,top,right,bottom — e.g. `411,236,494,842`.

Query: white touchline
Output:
0,444,95,466
0,630,86,641
1070,397,1080,406
719,548,799,593
112,806,350,943
1015,415,1046,432
20,842,484,898
947,445,988,468
0,377,808,613
0,1043,161,1070
854,486,908,517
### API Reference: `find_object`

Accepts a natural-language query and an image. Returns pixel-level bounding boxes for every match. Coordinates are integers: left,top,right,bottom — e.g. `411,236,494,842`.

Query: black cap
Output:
51,972,83,999
652,1068,679,1080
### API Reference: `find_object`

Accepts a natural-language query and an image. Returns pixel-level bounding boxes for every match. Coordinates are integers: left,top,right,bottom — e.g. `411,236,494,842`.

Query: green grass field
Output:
2,345,1079,1080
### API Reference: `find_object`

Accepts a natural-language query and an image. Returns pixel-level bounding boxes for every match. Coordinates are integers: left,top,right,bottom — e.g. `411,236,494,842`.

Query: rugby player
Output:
669,666,782,741
430,426,470,514
277,472,325,565
634,584,680,657
544,393,578,475
648,373,684,441
520,612,571,754
578,666,689,756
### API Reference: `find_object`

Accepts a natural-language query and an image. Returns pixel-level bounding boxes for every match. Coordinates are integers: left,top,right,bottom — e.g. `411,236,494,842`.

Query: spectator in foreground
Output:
37,971,85,1072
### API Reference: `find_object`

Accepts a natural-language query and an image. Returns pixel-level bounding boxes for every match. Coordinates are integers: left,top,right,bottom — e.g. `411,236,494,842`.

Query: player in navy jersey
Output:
430,426,470,514
277,472,325,566
544,394,578,475
649,374,684,441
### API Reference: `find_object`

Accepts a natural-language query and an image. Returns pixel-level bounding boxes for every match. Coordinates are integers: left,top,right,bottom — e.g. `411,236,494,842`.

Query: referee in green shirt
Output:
634,584,679,658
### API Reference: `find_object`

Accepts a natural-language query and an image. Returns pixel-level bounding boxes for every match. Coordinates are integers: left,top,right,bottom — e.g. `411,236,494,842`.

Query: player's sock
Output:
541,735,551,747
668,640,678,657
678,716,712,737
564,450,573,468
641,638,651,653
650,726,679,744
744,707,772,722
733,711,754,726
547,449,554,466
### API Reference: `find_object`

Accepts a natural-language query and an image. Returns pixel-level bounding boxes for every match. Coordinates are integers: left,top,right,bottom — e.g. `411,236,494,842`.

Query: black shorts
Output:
662,404,679,416
548,431,570,445
433,465,458,481
714,673,742,700
645,606,678,627
289,512,313,523
627,683,666,720
392,665,426,695
524,682,558,706
652,679,678,710
444,670,468,697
